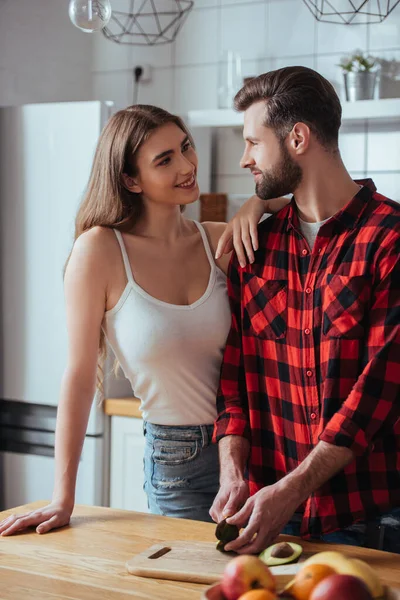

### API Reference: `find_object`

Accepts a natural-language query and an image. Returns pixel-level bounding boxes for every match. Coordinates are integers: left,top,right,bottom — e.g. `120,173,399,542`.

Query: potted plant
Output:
339,51,379,102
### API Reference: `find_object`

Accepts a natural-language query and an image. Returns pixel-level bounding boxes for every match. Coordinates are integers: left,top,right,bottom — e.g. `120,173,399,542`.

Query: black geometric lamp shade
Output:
102,0,194,45
302,0,400,24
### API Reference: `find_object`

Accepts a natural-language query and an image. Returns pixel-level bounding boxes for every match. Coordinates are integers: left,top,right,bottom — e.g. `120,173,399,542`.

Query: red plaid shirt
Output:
214,180,400,538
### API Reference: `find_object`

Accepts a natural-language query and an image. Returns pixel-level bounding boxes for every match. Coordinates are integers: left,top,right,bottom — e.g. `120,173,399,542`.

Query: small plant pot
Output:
343,71,377,101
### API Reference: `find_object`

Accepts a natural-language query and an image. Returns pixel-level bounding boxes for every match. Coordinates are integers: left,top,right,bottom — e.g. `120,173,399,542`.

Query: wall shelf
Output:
187,98,400,128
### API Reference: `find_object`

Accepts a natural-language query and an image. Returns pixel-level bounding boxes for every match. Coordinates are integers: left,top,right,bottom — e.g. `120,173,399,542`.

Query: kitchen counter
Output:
1,502,400,599
104,397,141,418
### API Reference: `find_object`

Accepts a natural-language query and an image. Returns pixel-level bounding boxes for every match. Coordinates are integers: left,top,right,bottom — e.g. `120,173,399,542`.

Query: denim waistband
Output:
143,421,215,448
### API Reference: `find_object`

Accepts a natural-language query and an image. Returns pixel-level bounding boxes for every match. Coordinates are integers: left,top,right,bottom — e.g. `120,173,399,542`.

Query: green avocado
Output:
216,540,226,552
259,541,302,566
215,518,239,552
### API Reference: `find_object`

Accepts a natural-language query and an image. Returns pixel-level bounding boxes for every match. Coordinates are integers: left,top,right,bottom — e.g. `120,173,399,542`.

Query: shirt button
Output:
310,412,317,420
305,287,312,294
302,249,308,256
306,370,313,377
304,328,311,335
318,248,322,254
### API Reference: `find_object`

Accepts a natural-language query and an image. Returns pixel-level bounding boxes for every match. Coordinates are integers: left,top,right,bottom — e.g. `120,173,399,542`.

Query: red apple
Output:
310,574,373,600
221,555,276,600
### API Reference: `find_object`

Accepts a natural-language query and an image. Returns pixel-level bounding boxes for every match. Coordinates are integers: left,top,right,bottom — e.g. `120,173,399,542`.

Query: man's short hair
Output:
234,66,342,149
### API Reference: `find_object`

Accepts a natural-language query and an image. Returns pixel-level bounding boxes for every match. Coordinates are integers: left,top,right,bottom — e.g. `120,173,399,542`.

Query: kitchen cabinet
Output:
110,415,149,513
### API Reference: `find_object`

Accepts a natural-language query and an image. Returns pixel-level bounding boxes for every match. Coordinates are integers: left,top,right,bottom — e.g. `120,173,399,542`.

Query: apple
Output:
221,555,276,600
310,574,373,600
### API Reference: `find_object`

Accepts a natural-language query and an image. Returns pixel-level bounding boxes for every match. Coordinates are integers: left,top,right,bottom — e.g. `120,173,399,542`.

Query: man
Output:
210,66,400,554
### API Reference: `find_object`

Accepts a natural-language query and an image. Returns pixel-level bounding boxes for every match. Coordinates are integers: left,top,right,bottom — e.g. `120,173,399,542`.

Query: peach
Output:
288,563,336,600
221,555,276,600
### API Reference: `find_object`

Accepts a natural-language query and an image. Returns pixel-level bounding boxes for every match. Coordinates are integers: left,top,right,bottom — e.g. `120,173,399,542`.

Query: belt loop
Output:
200,425,208,448
366,522,385,550
378,525,385,550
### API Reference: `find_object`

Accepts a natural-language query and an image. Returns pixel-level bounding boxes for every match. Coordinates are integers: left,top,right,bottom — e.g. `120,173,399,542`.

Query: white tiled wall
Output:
92,24,175,111
0,0,92,105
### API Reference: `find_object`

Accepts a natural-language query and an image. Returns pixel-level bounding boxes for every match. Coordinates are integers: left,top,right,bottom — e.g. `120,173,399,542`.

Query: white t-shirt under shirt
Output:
299,216,330,249
299,186,364,249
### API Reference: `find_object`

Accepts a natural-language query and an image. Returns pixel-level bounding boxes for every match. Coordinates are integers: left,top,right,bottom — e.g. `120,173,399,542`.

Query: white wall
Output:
0,0,92,106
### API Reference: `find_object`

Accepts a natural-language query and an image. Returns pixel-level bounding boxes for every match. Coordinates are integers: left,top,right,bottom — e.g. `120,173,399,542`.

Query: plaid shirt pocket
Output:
243,274,287,339
323,274,371,338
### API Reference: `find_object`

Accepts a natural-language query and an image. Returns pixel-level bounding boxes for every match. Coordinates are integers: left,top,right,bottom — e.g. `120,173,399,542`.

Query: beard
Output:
255,141,303,200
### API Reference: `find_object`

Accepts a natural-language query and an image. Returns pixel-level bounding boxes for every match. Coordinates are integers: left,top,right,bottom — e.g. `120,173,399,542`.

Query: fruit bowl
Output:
201,582,224,600
201,582,294,600
201,581,400,600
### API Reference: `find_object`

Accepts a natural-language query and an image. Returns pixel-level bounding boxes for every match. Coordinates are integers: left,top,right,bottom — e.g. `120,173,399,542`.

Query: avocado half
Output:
259,541,302,566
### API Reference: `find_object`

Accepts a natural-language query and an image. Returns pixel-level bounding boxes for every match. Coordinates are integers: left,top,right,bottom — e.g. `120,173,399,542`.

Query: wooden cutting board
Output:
126,541,301,585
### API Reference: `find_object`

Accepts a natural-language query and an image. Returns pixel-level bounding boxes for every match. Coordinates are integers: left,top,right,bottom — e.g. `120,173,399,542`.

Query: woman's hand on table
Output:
0,500,73,536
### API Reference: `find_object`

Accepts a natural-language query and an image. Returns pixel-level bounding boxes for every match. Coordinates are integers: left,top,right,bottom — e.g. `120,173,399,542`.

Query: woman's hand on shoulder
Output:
215,195,290,268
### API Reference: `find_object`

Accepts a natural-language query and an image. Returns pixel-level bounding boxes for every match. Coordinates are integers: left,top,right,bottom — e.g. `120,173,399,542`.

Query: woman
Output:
0,105,288,535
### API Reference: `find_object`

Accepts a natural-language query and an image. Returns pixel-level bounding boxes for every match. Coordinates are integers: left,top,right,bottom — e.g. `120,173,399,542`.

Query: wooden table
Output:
1,502,400,599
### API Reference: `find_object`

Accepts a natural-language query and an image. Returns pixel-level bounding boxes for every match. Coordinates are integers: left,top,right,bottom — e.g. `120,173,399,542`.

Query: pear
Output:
303,551,353,572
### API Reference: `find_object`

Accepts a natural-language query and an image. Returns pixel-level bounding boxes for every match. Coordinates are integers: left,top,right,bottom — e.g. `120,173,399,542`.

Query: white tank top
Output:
102,221,231,426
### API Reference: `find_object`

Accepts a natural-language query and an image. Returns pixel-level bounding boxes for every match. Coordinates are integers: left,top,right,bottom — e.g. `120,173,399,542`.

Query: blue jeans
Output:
143,421,219,522
282,508,400,553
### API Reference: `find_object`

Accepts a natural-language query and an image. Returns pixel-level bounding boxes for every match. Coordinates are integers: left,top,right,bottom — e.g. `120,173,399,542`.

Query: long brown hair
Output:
75,104,194,238
71,104,194,382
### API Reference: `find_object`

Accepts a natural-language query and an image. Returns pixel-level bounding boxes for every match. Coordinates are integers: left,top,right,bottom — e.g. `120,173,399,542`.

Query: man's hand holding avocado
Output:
216,479,302,555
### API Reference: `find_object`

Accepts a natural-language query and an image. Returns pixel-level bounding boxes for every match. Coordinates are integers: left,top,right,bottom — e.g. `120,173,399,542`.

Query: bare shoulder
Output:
73,225,116,253
66,226,119,282
201,221,230,275
201,221,227,250
70,226,118,264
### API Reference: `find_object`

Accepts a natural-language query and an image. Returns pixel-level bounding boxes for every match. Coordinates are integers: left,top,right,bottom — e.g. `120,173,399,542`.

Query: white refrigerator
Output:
0,100,115,510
